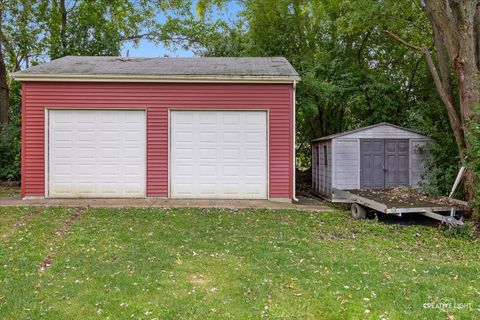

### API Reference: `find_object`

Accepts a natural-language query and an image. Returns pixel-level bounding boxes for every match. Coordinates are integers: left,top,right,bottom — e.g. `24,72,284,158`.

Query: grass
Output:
0,207,479,319
0,185,20,198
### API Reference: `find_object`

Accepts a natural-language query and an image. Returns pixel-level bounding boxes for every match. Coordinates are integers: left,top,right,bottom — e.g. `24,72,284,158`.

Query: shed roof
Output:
11,56,300,83
311,122,428,142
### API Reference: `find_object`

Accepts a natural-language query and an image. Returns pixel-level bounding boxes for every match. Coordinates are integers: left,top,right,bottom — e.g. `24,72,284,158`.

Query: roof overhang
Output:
11,73,300,83
311,122,429,143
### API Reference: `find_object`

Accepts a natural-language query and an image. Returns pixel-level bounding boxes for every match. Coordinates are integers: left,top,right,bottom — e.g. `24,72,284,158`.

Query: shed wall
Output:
332,139,359,190
21,82,294,198
312,140,332,197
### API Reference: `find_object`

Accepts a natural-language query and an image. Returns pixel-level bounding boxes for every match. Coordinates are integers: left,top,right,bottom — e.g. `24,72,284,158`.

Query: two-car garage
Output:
48,109,267,199
15,56,298,200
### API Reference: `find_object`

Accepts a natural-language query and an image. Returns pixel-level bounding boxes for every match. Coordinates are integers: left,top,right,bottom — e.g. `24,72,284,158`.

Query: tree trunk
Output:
387,1,480,209
0,44,8,125
423,0,480,206
60,0,67,52
0,4,8,125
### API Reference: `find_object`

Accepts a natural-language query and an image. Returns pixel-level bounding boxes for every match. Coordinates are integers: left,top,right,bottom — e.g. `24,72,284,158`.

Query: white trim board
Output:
13,74,299,83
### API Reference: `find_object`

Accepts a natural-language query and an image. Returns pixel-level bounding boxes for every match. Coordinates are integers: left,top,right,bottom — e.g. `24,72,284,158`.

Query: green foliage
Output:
0,0,202,182
443,221,477,239
0,81,22,181
44,0,196,58
0,0,465,197
195,0,461,189
466,112,480,215
0,124,21,181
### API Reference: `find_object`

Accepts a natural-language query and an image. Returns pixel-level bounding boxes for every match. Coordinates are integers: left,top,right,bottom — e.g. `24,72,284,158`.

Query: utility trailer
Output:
333,188,467,227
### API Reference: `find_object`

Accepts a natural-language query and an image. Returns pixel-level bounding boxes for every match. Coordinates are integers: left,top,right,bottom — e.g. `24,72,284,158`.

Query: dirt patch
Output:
350,187,466,209
190,274,209,286
53,207,84,237
39,207,86,273
0,181,20,187
318,232,358,241
296,169,314,200
0,185,20,198
1,208,43,240
13,208,43,229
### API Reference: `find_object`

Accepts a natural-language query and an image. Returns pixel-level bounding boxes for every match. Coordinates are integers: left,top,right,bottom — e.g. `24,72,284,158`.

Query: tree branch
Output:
384,29,466,153
0,29,20,71
383,30,424,51
121,33,201,45
431,21,455,110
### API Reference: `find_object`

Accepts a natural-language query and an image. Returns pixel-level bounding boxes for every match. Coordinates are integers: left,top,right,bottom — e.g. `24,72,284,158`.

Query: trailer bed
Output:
333,187,467,226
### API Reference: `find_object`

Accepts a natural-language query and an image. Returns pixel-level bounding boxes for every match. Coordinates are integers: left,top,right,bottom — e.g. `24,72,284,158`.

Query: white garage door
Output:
171,111,267,199
48,110,146,198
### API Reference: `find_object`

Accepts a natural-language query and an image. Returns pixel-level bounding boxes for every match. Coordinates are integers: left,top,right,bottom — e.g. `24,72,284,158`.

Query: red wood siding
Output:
22,82,294,198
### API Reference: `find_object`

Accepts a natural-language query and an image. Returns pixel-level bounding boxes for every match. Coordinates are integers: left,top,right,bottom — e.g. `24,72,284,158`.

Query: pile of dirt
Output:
353,187,465,208
296,169,313,199
296,181,314,199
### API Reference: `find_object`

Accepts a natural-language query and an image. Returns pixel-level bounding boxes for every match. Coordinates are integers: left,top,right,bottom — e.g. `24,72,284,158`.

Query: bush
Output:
443,221,477,239
0,123,21,181
466,117,480,218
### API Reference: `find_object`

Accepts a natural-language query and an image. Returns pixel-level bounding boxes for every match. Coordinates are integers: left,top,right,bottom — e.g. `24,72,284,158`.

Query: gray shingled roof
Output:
12,56,299,81
311,122,428,142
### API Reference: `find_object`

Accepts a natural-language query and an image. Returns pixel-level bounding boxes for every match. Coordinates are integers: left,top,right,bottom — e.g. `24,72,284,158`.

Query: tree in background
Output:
195,0,459,196
382,1,480,207
0,0,203,180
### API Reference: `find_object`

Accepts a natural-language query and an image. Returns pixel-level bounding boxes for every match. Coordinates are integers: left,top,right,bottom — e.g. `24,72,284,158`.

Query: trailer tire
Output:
351,203,367,220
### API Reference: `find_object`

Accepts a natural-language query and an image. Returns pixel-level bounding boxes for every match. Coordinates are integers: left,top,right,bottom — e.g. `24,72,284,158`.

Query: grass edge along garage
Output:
12,56,299,200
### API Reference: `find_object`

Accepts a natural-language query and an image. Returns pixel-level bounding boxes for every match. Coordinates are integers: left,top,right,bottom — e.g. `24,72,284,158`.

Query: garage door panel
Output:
200,113,217,124
48,110,146,198
223,148,240,159
199,131,216,143
199,148,216,160
223,113,241,124
222,132,240,143
198,165,215,176
171,111,267,199
223,165,240,177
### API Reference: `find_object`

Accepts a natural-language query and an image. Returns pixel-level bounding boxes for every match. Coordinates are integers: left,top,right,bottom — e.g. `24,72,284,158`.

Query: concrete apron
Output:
0,197,332,212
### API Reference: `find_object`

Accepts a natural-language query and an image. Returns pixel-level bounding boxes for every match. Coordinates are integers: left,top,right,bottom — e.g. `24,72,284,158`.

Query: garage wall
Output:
21,82,294,198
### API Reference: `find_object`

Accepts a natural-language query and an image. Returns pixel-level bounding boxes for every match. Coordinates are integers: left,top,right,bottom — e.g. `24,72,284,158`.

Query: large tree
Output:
384,1,480,204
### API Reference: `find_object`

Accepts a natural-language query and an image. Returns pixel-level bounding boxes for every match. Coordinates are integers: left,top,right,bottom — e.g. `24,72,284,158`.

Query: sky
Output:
121,1,241,58
122,40,194,58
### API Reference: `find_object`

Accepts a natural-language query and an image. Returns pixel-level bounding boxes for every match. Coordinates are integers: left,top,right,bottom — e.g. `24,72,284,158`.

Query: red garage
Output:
12,56,299,200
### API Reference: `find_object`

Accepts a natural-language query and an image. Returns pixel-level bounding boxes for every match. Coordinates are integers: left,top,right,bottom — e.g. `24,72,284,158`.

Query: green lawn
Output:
0,207,479,319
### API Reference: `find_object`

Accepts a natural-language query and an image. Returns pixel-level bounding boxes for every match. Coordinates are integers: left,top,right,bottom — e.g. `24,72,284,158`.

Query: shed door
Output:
385,139,409,188
360,139,385,189
360,139,409,189
48,110,146,198
170,111,267,199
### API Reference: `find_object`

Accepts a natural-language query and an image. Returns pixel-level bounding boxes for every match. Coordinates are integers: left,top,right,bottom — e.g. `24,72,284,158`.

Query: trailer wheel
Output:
351,203,367,220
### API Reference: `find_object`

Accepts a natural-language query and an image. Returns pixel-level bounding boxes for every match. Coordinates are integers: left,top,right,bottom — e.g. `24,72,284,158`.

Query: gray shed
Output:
311,123,430,200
